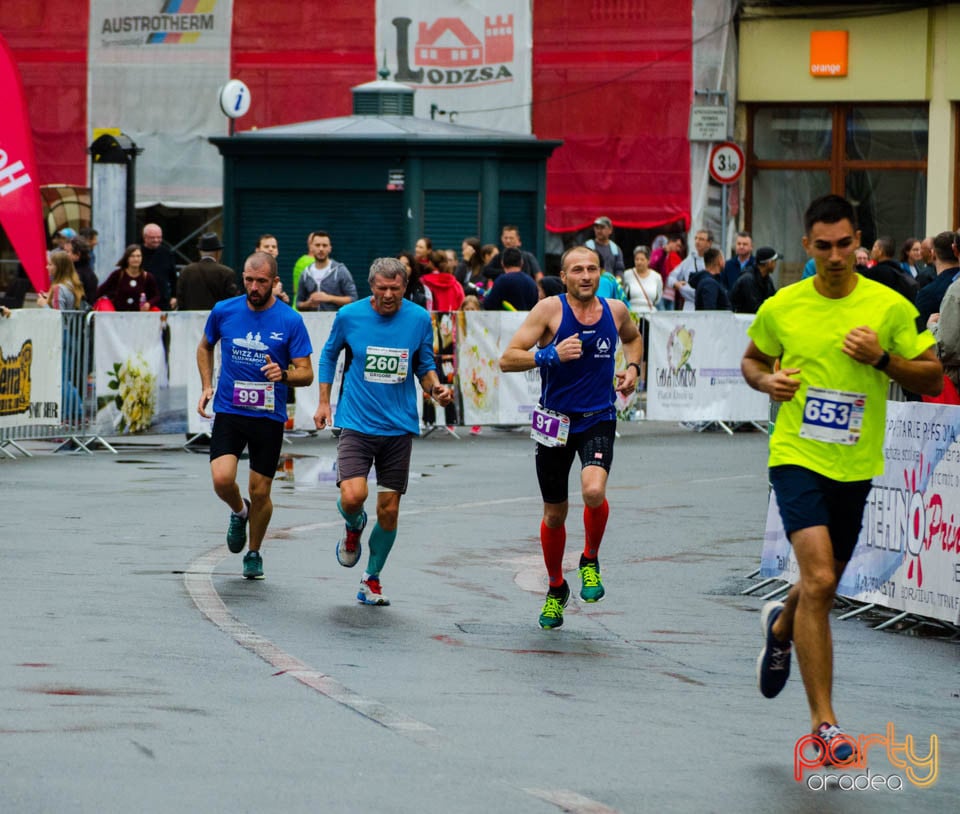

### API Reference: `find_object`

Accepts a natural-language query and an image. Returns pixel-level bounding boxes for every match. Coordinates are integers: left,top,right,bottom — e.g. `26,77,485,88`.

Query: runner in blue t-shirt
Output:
500,246,642,629
198,251,314,580
314,257,454,606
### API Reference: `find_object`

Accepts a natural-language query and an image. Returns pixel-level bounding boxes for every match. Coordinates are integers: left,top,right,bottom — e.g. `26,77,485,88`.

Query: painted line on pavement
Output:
183,545,441,749
525,787,621,813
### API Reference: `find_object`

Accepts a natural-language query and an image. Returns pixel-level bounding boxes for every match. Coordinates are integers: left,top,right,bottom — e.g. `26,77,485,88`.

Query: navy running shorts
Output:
336,430,413,494
210,412,285,479
769,464,873,563
535,419,616,504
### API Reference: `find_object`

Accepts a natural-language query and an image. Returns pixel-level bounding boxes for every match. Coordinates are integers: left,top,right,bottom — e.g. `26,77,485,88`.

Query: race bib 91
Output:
799,386,865,445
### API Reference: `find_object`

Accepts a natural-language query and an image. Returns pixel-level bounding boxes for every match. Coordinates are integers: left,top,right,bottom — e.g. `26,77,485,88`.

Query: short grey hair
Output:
368,256,408,287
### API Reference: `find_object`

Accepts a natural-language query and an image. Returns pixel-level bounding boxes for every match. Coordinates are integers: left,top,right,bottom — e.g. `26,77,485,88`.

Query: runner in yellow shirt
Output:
741,194,942,764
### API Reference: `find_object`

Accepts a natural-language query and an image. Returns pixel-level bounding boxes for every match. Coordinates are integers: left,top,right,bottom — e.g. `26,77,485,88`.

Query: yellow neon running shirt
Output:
748,275,934,481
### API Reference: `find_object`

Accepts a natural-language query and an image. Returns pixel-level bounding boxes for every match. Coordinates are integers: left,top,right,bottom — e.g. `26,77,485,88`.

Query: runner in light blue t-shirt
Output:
314,257,454,607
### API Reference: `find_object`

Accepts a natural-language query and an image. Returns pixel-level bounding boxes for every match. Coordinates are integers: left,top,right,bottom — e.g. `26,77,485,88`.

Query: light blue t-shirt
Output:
204,295,313,423
319,298,436,436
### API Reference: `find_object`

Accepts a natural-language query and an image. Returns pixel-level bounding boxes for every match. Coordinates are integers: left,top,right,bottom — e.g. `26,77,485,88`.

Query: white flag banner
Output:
376,0,532,133
646,312,768,422
761,400,960,625
88,0,234,207
0,310,62,430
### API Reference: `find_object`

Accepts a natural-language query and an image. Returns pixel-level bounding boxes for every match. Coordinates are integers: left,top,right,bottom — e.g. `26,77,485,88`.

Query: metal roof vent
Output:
352,75,415,116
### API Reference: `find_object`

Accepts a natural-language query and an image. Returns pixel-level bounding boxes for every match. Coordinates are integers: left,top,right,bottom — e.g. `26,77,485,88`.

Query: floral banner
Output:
93,312,183,434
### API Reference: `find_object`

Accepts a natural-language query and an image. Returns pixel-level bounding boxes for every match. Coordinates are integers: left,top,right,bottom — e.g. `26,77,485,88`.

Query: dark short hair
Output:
803,195,858,235
933,231,956,263
695,228,714,243
501,247,523,269
874,236,896,260
308,230,330,245
703,248,723,268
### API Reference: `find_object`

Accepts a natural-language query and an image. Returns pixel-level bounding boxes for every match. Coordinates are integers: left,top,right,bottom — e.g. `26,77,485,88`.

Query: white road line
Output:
183,545,440,748
524,787,621,813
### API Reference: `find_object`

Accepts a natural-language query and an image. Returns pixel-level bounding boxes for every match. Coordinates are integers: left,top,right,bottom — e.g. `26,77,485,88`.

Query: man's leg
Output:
541,500,569,588
789,525,842,731
366,491,401,577
211,454,243,513
246,470,274,554
580,465,610,557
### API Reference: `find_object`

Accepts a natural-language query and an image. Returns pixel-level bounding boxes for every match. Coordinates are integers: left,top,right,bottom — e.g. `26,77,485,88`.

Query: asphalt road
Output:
1,422,957,813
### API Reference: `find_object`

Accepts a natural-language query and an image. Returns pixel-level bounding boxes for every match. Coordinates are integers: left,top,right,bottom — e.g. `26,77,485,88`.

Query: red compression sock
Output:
583,499,609,560
540,521,566,588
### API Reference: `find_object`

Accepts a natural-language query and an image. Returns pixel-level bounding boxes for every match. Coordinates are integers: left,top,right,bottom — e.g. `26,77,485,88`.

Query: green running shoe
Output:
538,580,570,629
579,560,605,602
243,550,264,580
226,498,250,553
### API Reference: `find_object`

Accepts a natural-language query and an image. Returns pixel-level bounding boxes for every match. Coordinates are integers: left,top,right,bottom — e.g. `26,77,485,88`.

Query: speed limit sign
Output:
708,141,745,185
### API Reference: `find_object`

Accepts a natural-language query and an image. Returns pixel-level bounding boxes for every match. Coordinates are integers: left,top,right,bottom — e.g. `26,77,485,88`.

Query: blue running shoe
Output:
578,559,605,602
538,581,570,629
357,577,390,606
226,499,250,553
757,601,791,698
814,723,857,766
242,550,264,580
336,510,367,568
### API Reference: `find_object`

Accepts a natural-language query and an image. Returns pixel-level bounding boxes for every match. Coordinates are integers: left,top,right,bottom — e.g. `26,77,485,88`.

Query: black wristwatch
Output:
873,351,891,371
281,369,289,383
628,362,642,376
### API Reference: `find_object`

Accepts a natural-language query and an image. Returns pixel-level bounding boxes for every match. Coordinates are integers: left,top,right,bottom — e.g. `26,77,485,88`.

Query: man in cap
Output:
731,246,779,314
176,233,237,311
586,216,625,278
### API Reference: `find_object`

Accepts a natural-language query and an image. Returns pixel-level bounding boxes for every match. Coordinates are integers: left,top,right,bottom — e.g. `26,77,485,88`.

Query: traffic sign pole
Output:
708,142,745,260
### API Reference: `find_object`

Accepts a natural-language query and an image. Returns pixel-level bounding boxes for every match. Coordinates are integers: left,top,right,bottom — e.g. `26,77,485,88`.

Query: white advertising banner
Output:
88,0,234,207
761,400,960,624
376,0,532,133
0,310,62,430
646,312,768,422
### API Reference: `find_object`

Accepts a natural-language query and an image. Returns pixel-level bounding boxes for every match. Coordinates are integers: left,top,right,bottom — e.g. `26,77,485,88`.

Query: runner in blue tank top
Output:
500,246,643,629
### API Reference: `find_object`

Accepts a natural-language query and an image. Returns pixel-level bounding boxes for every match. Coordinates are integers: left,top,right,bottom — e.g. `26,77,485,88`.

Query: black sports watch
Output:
627,362,642,376
873,351,891,371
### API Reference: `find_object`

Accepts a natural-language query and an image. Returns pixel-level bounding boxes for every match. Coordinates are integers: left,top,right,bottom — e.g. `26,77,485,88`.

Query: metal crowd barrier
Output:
0,311,115,458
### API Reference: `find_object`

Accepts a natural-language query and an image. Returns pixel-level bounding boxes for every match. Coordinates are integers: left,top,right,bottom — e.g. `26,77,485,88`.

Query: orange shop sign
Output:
810,30,848,77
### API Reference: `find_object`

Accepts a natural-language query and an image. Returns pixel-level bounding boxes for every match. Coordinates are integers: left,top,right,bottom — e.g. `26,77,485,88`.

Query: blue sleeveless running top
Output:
540,294,618,433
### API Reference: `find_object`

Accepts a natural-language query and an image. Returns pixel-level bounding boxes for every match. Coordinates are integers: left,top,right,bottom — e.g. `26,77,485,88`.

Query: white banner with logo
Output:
88,0,234,207
646,312,768,422
0,310,62,430
761,400,960,625
376,0,532,133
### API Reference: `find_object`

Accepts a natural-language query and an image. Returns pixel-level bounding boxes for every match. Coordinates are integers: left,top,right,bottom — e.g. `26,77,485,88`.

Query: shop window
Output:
747,104,928,283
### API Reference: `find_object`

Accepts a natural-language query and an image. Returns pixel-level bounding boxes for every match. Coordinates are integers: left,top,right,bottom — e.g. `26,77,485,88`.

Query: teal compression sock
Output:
366,523,398,577
337,498,366,530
